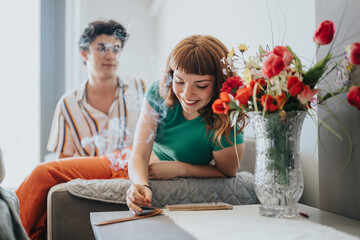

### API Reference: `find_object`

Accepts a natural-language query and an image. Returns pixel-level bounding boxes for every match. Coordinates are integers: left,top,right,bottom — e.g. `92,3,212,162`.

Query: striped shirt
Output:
47,77,146,157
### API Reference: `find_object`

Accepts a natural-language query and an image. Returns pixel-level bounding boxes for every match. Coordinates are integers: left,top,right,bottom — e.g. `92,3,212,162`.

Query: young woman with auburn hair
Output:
126,35,247,214
15,35,247,240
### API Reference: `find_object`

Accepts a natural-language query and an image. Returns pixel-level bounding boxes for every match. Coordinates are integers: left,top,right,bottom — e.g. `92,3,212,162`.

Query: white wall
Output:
0,0,40,188
155,0,318,207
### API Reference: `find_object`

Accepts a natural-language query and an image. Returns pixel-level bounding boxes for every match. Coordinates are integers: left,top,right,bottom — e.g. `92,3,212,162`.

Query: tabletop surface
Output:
91,204,360,240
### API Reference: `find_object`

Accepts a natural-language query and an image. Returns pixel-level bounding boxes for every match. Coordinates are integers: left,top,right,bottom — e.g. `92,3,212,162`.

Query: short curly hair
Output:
78,20,128,52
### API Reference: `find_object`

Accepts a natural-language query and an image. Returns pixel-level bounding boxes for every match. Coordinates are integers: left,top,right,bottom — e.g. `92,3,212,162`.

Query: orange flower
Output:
235,87,250,107
220,92,230,103
261,94,278,112
247,78,267,96
275,92,287,111
212,96,230,114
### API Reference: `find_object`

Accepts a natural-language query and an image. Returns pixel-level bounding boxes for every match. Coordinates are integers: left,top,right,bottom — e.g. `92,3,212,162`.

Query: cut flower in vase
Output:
212,20,360,218
213,23,360,119
212,19,360,135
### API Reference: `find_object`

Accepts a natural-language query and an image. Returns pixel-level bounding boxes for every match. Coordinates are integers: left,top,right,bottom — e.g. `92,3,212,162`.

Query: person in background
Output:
47,19,145,159
16,19,145,240
126,35,247,215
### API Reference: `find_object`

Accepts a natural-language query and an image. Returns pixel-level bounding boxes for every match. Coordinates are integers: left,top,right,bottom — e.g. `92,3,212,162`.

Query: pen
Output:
129,179,152,207
300,211,309,218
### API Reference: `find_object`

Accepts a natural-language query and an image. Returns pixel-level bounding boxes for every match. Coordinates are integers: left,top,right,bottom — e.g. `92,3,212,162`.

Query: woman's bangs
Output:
170,47,216,76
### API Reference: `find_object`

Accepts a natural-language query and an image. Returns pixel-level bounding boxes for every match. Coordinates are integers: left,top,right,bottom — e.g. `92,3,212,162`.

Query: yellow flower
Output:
228,47,235,58
345,44,351,53
346,63,354,72
242,68,252,85
344,45,354,72
238,44,249,52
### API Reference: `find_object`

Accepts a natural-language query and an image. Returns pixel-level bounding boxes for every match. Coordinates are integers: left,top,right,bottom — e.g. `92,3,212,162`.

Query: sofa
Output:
47,138,256,240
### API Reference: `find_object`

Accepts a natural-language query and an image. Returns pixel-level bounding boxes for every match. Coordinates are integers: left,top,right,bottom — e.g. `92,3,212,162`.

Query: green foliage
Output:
229,110,239,127
286,46,303,73
303,53,332,88
282,97,305,112
265,115,295,185
319,84,352,103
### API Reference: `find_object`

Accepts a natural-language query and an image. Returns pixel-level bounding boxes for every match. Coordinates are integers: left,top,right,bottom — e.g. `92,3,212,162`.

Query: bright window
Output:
0,0,40,188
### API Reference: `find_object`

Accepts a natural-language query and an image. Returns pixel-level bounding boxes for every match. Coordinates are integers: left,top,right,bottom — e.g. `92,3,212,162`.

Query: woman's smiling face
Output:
172,70,215,120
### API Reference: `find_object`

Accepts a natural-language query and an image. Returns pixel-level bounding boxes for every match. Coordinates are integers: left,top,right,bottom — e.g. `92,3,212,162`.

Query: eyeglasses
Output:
93,43,121,55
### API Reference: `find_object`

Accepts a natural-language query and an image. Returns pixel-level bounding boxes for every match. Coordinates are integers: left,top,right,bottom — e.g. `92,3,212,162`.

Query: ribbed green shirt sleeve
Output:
145,81,163,113
212,130,244,151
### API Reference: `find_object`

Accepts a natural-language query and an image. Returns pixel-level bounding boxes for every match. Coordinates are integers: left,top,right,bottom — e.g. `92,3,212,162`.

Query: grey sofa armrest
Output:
47,184,128,240
239,137,255,174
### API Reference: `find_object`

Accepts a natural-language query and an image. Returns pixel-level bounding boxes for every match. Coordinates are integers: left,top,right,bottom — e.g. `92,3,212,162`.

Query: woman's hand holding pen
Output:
126,180,152,216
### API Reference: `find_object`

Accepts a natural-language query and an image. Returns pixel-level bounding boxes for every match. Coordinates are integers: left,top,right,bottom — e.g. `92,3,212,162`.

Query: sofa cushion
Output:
66,171,256,207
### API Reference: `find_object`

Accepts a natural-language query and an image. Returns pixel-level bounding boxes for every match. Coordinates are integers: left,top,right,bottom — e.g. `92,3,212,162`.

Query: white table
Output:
91,204,360,240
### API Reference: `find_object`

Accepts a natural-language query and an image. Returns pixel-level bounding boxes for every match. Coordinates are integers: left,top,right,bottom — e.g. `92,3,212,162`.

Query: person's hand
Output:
148,161,182,180
126,184,152,216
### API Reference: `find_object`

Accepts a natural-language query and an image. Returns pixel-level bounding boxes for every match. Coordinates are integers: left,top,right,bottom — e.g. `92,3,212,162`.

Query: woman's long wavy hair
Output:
159,35,247,146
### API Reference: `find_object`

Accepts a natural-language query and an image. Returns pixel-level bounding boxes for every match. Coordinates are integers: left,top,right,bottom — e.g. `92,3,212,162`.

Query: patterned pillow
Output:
66,171,256,207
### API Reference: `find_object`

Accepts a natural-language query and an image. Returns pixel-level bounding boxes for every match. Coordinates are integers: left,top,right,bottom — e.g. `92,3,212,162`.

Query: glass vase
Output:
248,111,306,218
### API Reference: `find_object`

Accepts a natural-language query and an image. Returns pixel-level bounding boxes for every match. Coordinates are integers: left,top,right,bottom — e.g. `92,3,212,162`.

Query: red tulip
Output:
313,20,335,45
273,46,293,66
262,46,293,79
347,86,360,110
349,42,360,65
262,52,285,79
287,76,305,96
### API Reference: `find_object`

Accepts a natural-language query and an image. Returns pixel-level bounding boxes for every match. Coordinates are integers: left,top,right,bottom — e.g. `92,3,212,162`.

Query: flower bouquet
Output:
212,20,360,218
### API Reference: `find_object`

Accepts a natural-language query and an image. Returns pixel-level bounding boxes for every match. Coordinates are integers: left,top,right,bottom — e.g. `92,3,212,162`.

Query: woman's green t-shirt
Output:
145,81,244,165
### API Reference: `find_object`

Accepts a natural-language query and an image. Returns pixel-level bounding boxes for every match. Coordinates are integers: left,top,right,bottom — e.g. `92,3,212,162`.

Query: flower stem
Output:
234,125,240,168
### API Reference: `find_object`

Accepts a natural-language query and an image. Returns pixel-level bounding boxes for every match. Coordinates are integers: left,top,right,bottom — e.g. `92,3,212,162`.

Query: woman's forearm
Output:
149,160,238,180
128,153,150,185
128,100,159,185
176,161,231,178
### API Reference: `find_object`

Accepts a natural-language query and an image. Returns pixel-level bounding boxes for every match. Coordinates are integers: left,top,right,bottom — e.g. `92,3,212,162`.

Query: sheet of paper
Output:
90,211,196,240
